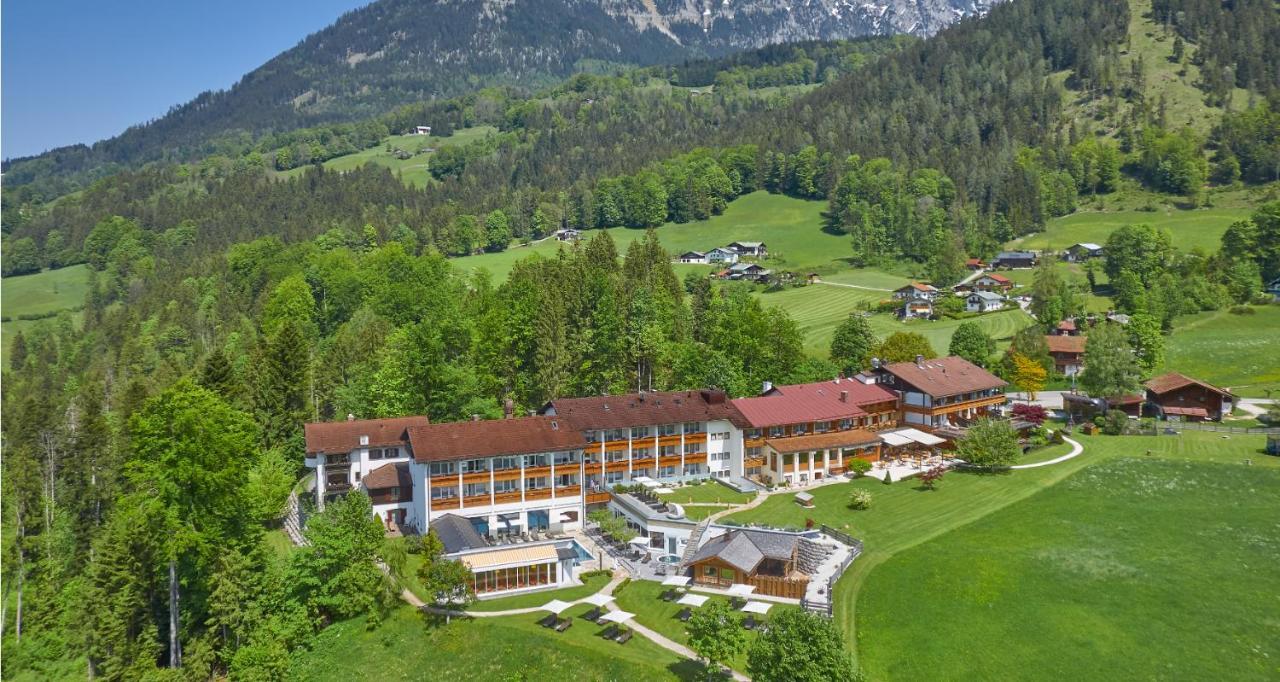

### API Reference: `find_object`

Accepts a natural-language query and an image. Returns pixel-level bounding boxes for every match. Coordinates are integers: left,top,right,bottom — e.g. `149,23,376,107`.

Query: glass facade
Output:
472,562,558,594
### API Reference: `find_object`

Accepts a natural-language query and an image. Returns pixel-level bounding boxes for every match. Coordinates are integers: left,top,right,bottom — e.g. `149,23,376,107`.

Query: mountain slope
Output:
1,0,998,198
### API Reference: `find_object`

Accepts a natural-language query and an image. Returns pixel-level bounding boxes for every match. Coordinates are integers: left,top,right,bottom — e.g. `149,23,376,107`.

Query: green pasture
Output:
1161,305,1280,397
1015,205,1249,254
276,126,499,187
1,264,91,364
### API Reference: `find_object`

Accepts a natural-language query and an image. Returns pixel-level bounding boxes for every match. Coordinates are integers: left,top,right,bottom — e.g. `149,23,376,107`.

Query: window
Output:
369,448,383,461
793,423,808,435
684,442,705,455
658,423,679,437
703,566,716,577
525,476,548,490
606,450,627,463
746,446,762,458
431,486,458,500
464,483,489,497
660,444,678,457
462,459,488,474
555,473,577,487
632,447,652,459
631,426,651,438
494,479,519,494
524,454,548,468
492,456,519,471
605,471,624,484
429,461,456,476
553,452,577,466
388,487,400,498
816,421,831,433
745,429,762,440
683,422,705,434
768,426,784,438
584,431,600,443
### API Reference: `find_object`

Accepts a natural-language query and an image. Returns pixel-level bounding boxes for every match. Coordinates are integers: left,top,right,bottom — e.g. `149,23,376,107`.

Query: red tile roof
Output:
896,281,937,293
1056,319,1077,332
408,416,586,463
304,416,430,455
878,357,1007,399
1144,372,1232,398
543,389,750,430
966,258,984,266
763,429,882,453
982,273,1012,284
1044,335,1086,354
732,380,898,428
363,461,412,490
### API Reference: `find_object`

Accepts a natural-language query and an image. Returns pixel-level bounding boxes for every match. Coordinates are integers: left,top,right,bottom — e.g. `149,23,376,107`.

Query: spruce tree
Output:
829,314,878,374
252,320,311,450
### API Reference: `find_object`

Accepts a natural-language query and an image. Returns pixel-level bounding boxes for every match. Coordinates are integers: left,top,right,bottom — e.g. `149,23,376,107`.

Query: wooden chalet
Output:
1144,372,1234,422
687,529,808,598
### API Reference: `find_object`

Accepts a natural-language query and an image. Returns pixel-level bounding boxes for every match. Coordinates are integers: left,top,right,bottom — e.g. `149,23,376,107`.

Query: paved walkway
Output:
1009,436,1083,469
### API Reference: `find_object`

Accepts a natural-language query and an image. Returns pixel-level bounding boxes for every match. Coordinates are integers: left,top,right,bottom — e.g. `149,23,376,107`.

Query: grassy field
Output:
291,604,699,681
1161,305,1280,397
1014,204,1251,254
612,578,801,676
1,264,91,364
277,126,499,188
658,481,756,505
466,573,613,612
759,281,1035,357
452,191,857,281
723,429,1275,676
856,456,1280,680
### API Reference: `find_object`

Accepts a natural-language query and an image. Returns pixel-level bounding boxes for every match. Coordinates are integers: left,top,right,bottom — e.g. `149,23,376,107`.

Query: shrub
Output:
882,472,893,485
1102,409,1129,435
1011,403,1050,426
1229,305,1256,315
847,459,872,477
919,466,946,490
847,489,873,510
804,517,815,529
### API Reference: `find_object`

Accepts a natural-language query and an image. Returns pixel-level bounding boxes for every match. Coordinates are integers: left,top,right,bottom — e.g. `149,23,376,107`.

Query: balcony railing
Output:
555,485,581,497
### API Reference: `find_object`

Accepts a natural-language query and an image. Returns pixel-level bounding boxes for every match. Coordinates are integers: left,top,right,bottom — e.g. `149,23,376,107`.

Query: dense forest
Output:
4,0,1280,678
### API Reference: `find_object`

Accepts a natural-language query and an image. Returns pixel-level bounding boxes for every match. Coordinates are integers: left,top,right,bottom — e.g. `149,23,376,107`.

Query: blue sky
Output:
2,0,369,159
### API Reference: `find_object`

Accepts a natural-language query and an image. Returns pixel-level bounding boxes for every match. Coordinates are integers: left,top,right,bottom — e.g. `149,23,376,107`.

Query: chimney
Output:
471,414,480,422
347,413,355,421
915,354,924,367
871,357,881,370
840,390,849,403
503,398,514,419
762,380,773,394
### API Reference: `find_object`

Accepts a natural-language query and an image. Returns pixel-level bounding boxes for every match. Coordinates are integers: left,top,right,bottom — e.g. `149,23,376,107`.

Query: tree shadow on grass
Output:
668,659,722,681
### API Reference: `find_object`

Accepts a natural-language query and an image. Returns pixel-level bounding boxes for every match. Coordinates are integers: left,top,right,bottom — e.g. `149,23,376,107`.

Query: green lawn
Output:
612,578,801,675
856,455,1280,681
263,529,296,560
658,481,756,505
1162,306,1280,397
680,505,732,521
724,429,1275,673
276,126,499,188
452,191,894,282
291,604,699,681
1015,205,1250,255
1,264,91,364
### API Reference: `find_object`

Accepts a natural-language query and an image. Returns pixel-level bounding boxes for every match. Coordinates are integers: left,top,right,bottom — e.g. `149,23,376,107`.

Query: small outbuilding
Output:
794,491,814,508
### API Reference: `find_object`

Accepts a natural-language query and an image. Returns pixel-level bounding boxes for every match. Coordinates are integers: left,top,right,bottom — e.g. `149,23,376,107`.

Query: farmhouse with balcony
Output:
966,290,1005,313
1144,372,1234,422
687,528,811,598
872,356,1007,431
892,282,939,301
1045,334,1086,376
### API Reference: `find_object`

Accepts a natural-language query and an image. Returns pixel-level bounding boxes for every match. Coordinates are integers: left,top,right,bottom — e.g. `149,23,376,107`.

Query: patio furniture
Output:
743,616,758,630
582,607,603,622
616,629,633,644
661,589,678,602
554,617,573,632
600,624,620,640
676,607,692,622
537,614,557,628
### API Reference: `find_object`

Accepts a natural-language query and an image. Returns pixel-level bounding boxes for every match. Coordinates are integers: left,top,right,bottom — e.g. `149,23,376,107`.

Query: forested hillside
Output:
0,0,990,200
3,0,1280,678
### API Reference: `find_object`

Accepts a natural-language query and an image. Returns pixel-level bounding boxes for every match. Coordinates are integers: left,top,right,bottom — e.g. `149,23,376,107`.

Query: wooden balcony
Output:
744,457,766,468
903,394,1006,416
585,491,611,504
605,461,629,473
658,455,683,468
523,465,552,478
657,434,683,447
491,491,522,505
430,497,460,510
461,470,490,484
555,485,581,497
491,469,522,482
603,440,629,451
462,494,491,508
525,488,553,501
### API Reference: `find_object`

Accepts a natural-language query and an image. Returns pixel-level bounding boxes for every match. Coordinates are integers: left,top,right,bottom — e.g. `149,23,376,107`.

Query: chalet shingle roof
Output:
879,356,1007,399
407,416,586,463
363,461,412,490
304,416,430,455
896,281,937,293
1144,372,1232,398
688,530,798,573
1044,335,1086,354
543,389,750,430
732,380,897,428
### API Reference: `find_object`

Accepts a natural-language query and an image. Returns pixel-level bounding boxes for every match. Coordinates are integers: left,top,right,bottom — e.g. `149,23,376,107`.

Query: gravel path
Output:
1009,436,1083,470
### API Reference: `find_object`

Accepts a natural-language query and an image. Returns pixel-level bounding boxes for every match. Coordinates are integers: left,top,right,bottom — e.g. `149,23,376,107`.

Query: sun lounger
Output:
583,607,603,622
600,624,620,640
554,617,573,633
676,607,692,622
616,629,633,644
743,616,758,630
537,613,558,628
661,589,677,601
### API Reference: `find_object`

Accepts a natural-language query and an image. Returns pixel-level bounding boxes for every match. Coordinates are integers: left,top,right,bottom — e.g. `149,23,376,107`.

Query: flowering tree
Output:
1011,403,1050,426
919,466,946,490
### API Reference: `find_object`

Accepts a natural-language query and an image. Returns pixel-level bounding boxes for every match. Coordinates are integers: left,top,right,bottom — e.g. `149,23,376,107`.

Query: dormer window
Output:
359,435,369,446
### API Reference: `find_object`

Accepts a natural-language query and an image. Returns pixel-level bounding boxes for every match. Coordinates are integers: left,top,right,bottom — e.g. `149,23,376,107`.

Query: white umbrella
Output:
539,599,574,614
741,600,773,614
676,593,709,607
727,583,756,596
629,536,651,547
599,609,635,624
662,576,692,587
582,593,615,607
